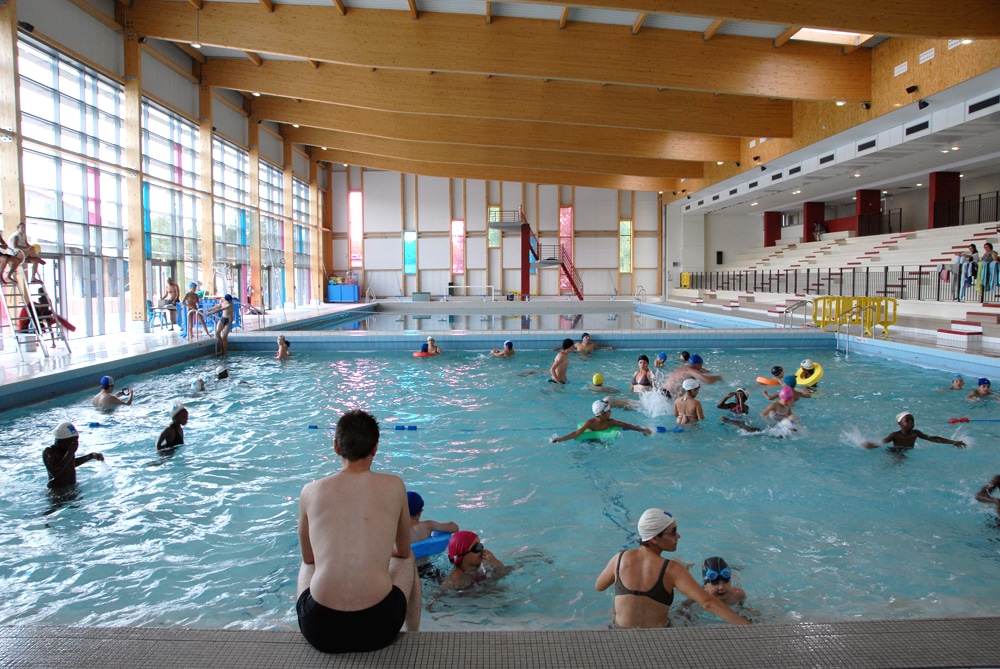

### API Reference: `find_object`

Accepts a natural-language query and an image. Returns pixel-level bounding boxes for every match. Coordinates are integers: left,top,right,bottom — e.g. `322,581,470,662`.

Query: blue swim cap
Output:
189,282,197,289
953,374,963,380
504,340,513,349
407,491,424,516
979,378,991,386
656,353,667,361
224,294,233,302
581,332,590,339
100,375,114,388
689,354,703,365
783,375,798,387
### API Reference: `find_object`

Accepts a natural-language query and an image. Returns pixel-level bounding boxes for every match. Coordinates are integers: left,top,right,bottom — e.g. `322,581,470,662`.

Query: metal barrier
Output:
813,296,897,338
780,299,812,329
835,304,878,356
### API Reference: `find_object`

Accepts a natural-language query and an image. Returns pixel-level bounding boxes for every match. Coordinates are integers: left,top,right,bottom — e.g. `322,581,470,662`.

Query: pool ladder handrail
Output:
781,299,812,329
365,286,376,303
634,286,646,303
835,304,877,356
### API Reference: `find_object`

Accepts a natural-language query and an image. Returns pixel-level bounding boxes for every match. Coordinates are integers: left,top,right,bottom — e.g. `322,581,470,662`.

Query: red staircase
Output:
491,207,584,300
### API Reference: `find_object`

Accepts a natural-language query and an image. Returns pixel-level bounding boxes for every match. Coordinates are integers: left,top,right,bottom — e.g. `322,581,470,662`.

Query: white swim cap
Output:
191,378,205,391
637,508,676,541
170,402,186,418
895,411,913,424
800,359,815,370
592,399,610,416
682,378,700,391
215,366,227,375
53,422,78,440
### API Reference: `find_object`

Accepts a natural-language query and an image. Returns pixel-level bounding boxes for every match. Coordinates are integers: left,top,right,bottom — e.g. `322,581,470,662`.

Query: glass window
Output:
488,206,500,248
403,231,416,275
559,205,574,292
619,220,633,274
349,191,363,268
451,220,465,275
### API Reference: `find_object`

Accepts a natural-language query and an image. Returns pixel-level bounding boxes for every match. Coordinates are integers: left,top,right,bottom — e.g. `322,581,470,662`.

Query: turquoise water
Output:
296,310,698,332
2,348,999,631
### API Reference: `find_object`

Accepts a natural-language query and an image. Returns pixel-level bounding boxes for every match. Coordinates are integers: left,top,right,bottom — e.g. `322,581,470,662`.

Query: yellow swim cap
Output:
592,373,604,386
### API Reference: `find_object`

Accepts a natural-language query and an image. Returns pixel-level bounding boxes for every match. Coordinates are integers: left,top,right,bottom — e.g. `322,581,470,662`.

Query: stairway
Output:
0,267,72,360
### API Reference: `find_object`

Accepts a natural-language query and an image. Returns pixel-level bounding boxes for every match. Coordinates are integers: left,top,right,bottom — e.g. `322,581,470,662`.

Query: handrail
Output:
634,286,646,303
835,304,877,355
781,299,811,329
445,285,497,301
365,286,376,303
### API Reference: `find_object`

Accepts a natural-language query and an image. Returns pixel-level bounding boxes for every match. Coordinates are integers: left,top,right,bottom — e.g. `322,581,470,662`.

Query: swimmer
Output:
549,338,574,384
550,399,652,442
762,375,811,402
276,335,291,360
491,340,515,358
183,282,211,337
679,351,690,363
631,355,655,392
156,403,188,452
441,530,511,592
92,375,133,410
674,379,704,425
975,475,1000,513
191,378,206,392
945,374,965,391
966,378,1000,401
408,491,459,545
717,388,749,415
586,373,620,394
654,353,667,368
205,294,235,356
574,332,612,353
760,386,797,425
595,508,750,628
661,354,721,397
424,336,442,355
701,556,746,605
758,365,783,385
862,412,966,452
796,359,820,387
216,366,229,381
43,422,104,490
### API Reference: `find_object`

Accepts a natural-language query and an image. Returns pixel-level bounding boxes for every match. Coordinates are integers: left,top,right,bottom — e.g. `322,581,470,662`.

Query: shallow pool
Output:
2,348,999,631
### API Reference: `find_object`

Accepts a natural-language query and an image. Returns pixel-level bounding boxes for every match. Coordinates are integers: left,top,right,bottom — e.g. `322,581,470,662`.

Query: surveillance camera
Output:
918,99,929,110
138,36,148,44
752,155,760,162
861,102,871,110
760,165,767,172
735,162,740,167
905,85,918,94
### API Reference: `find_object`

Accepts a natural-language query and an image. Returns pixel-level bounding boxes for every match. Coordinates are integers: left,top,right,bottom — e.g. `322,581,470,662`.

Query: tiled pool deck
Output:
3,298,1000,668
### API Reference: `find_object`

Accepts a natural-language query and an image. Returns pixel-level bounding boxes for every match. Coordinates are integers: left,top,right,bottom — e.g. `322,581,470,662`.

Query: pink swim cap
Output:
778,386,794,401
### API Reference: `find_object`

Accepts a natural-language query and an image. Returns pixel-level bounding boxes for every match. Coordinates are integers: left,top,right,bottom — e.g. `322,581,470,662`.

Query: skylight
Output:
790,28,874,47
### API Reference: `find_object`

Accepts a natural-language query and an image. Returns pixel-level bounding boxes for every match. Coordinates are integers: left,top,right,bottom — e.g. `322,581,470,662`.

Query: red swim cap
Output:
447,530,480,565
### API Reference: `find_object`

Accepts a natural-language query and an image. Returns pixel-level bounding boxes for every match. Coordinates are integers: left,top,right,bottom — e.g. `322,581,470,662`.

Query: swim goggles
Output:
455,543,484,562
704,567,731,583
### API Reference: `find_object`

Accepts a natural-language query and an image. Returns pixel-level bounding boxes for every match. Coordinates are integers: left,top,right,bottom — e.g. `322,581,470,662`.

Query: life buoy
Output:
573,422,622,442
412,351,433,358
756,376,781,386
795,364,824,387
412,531,452,559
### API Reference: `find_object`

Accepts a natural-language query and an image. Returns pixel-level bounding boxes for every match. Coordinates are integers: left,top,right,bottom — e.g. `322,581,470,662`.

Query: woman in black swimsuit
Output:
595,508,750,628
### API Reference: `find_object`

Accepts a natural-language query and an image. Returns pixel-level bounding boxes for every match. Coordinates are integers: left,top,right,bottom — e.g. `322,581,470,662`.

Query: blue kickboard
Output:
412,531,452,559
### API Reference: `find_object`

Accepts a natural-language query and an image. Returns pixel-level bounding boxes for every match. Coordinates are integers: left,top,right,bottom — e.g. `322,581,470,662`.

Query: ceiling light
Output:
951,146,960,151
252,92,261,97
835,100,846,106
716,161,724,165
941,149,950,153
852,196,857,200
882,190,888,194
916,183,923,187
191,7,201,49
790,28,874,47
961,38,974,45
960,174,964,178
292,124,300,128
342,163,348,167
321,146,327,151
191,42,202,49
853,173,861,178
792,189,801,195
750,201,758,207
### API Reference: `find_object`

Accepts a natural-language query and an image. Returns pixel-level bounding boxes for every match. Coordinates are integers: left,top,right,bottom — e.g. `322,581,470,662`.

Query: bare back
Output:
299,468,409,611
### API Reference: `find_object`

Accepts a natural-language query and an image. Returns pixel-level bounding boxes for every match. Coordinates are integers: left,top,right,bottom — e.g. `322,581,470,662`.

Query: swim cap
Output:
191,378,205,391
581,333,590,339
895,411,913,424
778,386,794,401
682,378,700,391
407,491,424,516
702,556,731,583
657,353,667,361
420,343,429,353
735,387,747,397
953,374,963,380
100,375,114,388
783,375,798,388
771,366,784,377
215,366,227,375
447,530,480,565
592,399,610,416
170,402,186,419
979,378,991,386
637,508,675,541
189,282,197,289
53,422,78,440
800,359,815,370
637,354,649,363
592,373,604,386
689,354,703,366
224,294,232,302
504,340,513,349
427,336,434,342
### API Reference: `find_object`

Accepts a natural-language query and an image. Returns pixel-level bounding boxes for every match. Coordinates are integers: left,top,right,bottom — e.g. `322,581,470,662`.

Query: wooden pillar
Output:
309,149,322,304
321,163,333,277
198,82,214,290
763,211,781,248
929,171,961,229
520,222,530,299
283,138,294,307
123,29,147,328
803,202,825,243
0,0,25,237
247,113,261,304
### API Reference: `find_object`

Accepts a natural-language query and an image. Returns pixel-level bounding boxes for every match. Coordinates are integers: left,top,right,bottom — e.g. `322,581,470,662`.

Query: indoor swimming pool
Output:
2,347,999,632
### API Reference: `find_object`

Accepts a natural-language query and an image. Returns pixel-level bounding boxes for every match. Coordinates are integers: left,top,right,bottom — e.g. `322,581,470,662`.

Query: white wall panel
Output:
364,238,402,270
212,99,248,147
421,269,450,296
364,172,402,233
705,213,762,268
293,151,309,180
466,180,486,231
575,237,618,269
258,128,283,167
538,186,559,231
22,0,123,76
502,182,523,212
574,187,618,231
366,270,402,298
467,236,486,269
140,52,198,119
634,191,659,232
417,176,450,232
418,236,450,270
634,240,659,268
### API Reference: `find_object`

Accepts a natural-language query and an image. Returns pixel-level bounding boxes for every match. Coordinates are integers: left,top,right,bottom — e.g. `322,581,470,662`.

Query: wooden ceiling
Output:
120,0,1000,192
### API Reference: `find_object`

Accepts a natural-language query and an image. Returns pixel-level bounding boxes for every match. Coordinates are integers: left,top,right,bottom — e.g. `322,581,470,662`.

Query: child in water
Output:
862,412,966,452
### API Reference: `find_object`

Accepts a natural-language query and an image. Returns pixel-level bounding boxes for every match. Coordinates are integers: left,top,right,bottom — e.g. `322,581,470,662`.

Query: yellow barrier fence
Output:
680,272,691,289
812,296,898,338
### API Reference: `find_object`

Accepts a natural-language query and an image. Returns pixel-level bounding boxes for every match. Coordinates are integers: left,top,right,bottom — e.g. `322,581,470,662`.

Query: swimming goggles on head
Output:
704,567,731,583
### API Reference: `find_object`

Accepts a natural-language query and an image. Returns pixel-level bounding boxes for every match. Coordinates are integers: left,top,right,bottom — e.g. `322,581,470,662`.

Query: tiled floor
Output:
4,618,999,668
4,297,1000,668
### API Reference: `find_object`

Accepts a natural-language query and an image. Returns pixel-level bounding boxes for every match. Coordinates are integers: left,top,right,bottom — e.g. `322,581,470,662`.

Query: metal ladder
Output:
0,266,71,360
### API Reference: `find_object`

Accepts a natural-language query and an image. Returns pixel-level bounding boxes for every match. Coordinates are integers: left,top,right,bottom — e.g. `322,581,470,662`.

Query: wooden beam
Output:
314,148,677,192
773,25,801,48
204,59,793,138
65,0,123,32
843,34,878,55
493,0,1000,39
0,0,25,237
485,1,492,25
407,0,419,20
331,0,346,16
130,1,871,101
141,44,199,84
631,12,647,36
198,82,215,285
172,41,206,64
186,0,202,9
259,0,274,12
558,7,569,29
124,32,147,323
308,59,321,69
286,126,703,179
243,51,263,67
212,90,250,118
253,96,740,162
703,18,724,41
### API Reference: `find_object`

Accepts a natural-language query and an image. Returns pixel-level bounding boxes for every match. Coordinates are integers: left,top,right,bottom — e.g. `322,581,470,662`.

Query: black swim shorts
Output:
296,586,406,653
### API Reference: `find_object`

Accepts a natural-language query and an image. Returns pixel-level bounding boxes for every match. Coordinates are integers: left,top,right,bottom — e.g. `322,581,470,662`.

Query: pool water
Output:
297,310,700,332
2,348,999,631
